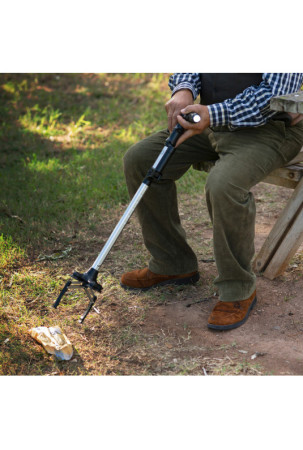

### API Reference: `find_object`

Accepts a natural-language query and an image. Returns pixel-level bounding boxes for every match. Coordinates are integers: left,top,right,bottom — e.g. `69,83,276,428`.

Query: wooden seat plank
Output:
270,90,303,114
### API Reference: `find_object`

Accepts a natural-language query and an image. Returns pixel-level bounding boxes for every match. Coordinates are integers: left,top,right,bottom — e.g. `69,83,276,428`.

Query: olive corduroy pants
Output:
123,120,303,301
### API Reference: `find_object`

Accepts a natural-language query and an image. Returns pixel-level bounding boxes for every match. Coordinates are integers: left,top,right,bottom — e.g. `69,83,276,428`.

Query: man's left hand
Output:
176,104,210,147
289,112,303,126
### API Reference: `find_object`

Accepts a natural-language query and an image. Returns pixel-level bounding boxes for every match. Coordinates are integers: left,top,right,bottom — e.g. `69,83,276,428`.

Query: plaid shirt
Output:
169,73,303,129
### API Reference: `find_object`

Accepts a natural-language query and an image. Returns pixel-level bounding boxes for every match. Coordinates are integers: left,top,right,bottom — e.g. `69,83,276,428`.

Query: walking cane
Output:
53,112,201,323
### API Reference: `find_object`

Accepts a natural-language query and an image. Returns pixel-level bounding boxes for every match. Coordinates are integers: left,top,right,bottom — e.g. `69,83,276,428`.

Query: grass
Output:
0,74,205,249
0,234,25,276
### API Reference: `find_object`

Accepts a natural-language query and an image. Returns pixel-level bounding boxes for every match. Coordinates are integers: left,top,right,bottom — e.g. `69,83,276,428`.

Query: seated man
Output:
121,73,303,331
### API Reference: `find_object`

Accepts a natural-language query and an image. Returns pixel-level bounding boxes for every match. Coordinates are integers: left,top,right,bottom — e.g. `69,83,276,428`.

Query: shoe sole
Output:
120,272,200,292
207,295,257,331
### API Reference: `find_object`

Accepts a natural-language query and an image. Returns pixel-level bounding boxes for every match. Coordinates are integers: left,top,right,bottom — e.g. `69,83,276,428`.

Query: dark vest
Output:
199,73,263,105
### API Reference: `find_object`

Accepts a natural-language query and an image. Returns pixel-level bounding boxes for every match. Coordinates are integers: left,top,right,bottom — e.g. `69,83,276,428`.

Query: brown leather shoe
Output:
120,267,199,291
207,290,257,330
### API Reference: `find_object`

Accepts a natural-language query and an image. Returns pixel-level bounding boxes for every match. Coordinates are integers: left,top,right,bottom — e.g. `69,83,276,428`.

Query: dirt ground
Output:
105,181,303,376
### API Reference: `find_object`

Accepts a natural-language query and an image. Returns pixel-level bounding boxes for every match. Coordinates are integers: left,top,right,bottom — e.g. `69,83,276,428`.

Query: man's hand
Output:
176,104,210,146
165,89,194,132
289,112,303,126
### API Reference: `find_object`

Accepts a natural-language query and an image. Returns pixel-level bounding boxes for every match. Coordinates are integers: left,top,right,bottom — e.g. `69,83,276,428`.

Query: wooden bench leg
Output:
263,207,303,279
253,177,303,279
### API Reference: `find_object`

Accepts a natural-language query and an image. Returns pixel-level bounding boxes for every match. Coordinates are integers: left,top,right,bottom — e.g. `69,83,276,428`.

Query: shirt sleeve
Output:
168,73,201,100
207,73,303,128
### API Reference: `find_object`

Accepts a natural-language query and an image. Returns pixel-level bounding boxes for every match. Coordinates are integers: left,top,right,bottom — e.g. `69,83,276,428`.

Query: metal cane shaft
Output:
92,182,149,270
152,146,168,169
91,115,201,273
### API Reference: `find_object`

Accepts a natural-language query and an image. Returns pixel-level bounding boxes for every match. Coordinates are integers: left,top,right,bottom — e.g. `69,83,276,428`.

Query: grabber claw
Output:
53,268,102,323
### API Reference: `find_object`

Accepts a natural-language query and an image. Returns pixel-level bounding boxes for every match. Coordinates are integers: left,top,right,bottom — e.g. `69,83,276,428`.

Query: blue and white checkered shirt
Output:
169,73,303,129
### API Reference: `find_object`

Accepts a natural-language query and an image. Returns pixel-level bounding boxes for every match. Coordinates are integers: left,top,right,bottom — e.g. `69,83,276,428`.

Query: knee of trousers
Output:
123,141,150,181
205,169,248,204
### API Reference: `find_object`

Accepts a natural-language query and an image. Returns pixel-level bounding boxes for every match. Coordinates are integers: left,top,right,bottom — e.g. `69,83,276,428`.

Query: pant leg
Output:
123,128,218,275
205,119,303,302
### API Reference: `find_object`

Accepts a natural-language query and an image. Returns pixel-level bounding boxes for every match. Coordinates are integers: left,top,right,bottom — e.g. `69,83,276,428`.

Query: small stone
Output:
251,352,266,360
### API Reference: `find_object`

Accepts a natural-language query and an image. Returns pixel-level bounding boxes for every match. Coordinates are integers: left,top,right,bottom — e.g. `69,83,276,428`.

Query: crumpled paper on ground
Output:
29,326,73,361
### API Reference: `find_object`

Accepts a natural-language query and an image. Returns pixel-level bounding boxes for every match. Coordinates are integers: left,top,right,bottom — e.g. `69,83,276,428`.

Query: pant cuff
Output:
216,279,256,302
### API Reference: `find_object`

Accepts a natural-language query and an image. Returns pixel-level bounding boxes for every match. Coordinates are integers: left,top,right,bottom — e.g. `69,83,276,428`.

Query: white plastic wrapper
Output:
29,326,73,361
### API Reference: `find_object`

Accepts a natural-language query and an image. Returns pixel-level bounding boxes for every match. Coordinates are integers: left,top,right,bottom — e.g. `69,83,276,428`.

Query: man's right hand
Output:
165,89,194,132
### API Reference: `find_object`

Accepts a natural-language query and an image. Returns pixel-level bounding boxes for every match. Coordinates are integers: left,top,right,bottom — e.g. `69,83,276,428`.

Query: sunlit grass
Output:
19,104,64,136
26,155,66,172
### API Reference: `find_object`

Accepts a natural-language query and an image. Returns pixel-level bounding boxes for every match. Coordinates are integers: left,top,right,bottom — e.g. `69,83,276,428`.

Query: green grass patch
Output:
0,234,25,277
0,73,205,249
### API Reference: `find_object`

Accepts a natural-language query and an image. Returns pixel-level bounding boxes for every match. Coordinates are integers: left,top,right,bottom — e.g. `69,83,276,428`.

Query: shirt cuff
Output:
171,82,198,100
207,102,229,127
